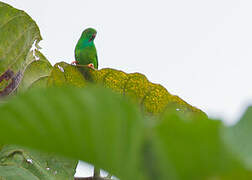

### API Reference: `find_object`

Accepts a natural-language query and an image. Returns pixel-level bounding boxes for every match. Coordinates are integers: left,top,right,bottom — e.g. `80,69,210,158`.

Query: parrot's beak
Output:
89,33,96,42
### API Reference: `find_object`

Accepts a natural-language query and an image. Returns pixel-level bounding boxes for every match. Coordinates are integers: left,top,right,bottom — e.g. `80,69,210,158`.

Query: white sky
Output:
2,0,252,177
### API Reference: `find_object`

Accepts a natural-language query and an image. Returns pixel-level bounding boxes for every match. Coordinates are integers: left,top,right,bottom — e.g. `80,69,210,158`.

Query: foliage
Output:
20,60,206,117
0,1,252,180
147,112,251,180
0,145,77,180
0,2,42,97
222,107,252,169
0,87,143,180
18,50,52,92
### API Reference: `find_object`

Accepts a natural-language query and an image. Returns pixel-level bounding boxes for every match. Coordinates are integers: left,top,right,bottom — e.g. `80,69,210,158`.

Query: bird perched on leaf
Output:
72,28,98,69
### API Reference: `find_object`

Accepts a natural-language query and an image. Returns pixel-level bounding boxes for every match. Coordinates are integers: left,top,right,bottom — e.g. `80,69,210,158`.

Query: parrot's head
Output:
81,28,97,42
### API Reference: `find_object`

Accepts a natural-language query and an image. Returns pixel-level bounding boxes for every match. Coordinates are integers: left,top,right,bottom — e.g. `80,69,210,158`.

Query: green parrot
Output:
72,28,98,69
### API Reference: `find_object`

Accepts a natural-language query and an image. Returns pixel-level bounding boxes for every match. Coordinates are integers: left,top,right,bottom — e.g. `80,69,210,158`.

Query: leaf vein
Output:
0,13,26,29
1,24,37,60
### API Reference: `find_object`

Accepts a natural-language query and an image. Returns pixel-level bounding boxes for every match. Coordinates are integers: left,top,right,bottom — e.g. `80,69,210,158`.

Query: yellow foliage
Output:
32,62,206,116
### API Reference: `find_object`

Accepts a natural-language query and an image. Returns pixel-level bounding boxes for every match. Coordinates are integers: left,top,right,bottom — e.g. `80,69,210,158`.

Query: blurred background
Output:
2,0,252,177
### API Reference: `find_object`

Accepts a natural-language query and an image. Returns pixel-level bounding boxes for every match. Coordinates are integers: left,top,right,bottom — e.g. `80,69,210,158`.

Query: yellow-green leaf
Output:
0,2,42,96
18,52,52,92
47,62,86,88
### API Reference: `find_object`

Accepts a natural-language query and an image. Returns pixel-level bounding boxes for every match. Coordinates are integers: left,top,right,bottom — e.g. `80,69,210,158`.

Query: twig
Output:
93,167,100,178
74,177,112,180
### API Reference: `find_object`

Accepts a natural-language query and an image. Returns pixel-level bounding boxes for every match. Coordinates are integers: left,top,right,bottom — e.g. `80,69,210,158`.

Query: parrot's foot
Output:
71,61,79,65
87,63,95,69
73,63,96,70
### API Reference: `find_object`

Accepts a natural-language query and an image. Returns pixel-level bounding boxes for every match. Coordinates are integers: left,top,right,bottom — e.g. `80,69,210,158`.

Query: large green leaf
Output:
0,145,77,180
0,2,42,96
0,86,144,180
222,106,252,169
40,62,206,117
143,111,250,180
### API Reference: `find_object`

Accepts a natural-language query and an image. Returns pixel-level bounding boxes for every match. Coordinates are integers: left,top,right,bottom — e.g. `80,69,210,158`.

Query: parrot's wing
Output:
74,49,79,60
96,54,98,67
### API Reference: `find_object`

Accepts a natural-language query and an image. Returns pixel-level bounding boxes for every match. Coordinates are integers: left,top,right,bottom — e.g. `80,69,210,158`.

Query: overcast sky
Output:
3,0,252,177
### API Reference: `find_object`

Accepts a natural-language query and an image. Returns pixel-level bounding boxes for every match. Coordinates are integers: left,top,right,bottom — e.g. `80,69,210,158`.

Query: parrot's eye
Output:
88,33,96,42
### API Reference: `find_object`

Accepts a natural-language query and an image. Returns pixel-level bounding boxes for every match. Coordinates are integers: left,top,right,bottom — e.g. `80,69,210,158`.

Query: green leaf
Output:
29,76,49,90
0,166,39,180
0,145,77,180
143,110,248,180
222,106,252,169
47,62,86,88
0,2,42,96
0,86,144,180
18,50,52,92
